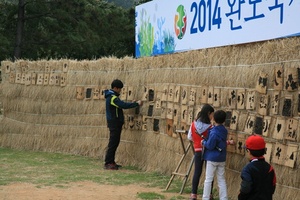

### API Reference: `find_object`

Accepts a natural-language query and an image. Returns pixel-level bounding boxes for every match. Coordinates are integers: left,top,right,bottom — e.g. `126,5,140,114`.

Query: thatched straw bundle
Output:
1,37,300,199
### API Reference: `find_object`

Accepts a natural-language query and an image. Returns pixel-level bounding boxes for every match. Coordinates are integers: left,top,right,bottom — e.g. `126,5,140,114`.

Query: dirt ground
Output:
0,181,190,200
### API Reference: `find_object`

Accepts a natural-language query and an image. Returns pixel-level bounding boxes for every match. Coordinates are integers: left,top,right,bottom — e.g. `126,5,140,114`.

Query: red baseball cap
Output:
245,134,266,150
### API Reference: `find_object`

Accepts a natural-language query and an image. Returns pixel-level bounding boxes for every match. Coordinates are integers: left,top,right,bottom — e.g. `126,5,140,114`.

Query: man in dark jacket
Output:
238,134,276,200
104,79,142,170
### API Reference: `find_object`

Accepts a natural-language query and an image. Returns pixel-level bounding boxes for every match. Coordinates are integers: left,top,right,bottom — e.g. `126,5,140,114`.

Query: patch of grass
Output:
137,192,165,199
0,147,189,200
169,196,185,200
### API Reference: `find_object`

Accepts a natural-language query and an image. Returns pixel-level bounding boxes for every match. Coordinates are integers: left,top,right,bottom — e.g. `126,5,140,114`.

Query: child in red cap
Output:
238,134,276,200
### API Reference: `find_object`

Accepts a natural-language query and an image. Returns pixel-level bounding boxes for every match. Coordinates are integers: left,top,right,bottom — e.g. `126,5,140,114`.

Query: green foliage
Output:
0,0,18,4
108,0,153,8
107,0,134,8
0,2,17,61
0,0,136,61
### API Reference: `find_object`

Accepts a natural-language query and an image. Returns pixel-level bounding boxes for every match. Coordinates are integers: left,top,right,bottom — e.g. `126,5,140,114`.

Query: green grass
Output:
137,192,166,199
0,147,189,199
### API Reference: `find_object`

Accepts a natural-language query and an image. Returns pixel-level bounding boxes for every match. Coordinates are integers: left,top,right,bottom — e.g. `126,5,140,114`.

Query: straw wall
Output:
0,37,300,199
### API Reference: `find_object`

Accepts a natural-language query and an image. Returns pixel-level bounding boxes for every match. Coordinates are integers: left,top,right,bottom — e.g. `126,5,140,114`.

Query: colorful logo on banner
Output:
135,8,175,57
174,5,187,39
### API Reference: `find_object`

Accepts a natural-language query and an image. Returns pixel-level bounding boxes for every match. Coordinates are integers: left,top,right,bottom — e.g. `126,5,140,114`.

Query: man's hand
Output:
137,100,143,106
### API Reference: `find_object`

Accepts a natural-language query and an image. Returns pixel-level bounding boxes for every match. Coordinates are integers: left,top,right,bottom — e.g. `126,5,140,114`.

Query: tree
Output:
0,1,18,61
107,0,134,9
134,0,152,6
13,0,25,60
0,0,136,61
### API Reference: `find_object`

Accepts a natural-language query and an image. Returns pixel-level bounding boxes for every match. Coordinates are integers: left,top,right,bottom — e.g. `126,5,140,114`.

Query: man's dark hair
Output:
111,79,123,89
248,149,266,157
214,110,226,124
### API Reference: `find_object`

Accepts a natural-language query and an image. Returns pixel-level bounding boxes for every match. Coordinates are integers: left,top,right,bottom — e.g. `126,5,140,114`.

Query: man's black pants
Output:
104,123,123,165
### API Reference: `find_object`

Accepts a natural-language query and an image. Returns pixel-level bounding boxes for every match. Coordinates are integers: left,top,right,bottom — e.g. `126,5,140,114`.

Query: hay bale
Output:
1,37,300,199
